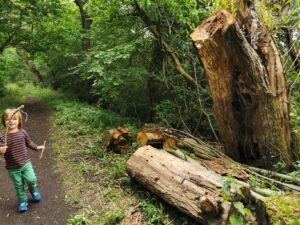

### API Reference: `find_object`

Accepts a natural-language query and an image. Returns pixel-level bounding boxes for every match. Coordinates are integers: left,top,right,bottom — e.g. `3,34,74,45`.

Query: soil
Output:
0,97,74,225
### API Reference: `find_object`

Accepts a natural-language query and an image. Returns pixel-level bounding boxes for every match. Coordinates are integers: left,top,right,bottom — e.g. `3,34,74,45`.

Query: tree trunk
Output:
74,0,92,51
126,146,252,224
15,48,46,87
190,8,293,165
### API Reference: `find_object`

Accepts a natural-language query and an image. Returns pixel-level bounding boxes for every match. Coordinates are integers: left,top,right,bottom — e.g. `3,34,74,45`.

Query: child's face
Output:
5,116,19,131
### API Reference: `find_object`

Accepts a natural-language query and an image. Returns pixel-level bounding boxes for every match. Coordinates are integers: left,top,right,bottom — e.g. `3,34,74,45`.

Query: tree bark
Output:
15,48,46,87
126,146,252,224
74,0,92,51
190,9,293,164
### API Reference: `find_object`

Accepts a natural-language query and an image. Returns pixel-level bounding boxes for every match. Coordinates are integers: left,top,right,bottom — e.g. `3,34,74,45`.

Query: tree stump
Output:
190,9,293,164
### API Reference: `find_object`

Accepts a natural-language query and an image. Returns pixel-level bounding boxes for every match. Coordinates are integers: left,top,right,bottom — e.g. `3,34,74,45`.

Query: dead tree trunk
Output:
74,0,92,51
126,146,252,224
190,8,293,165
15,48,46,87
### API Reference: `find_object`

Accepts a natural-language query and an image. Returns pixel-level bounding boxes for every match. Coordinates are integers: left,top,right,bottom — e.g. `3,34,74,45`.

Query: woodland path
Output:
0,97,73,225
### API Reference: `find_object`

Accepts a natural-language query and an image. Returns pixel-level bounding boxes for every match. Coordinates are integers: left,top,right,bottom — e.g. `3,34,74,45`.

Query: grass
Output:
0,83,26,112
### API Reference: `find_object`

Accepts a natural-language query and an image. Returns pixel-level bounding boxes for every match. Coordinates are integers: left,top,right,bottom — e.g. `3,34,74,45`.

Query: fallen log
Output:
126,146,251,224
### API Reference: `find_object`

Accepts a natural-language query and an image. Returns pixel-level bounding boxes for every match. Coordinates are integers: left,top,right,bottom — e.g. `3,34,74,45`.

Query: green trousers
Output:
8,162,38,201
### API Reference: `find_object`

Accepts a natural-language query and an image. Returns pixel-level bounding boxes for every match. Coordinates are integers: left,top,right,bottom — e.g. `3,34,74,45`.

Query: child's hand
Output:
0,146,8,154
37,145,45,152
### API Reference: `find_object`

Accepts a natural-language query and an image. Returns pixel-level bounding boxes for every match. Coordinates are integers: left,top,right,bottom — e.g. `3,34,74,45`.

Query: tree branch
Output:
133,0,202,90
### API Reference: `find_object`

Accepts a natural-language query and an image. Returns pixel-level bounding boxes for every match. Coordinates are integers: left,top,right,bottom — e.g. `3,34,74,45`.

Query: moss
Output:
265,194,300,224
291,130,300,160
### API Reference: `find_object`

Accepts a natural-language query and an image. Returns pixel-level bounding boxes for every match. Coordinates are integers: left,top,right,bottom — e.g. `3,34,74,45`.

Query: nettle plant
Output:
220,176,254,225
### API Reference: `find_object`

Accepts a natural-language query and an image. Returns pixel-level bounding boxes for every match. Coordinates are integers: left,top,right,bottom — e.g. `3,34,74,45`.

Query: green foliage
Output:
0,48,32,95
229,214,244,225
109,157,128,179
66,211,93,225
203,0,236,15
103,209,125,225
265,194,300,225
0,83,27,114
86,141,109,160
233,201,251,218
54,102,136,132
0,0,64,52
140,198,168,225
23,85,68,110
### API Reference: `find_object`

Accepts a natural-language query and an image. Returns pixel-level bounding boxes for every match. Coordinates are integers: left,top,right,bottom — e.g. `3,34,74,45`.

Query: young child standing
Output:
0,108,45,213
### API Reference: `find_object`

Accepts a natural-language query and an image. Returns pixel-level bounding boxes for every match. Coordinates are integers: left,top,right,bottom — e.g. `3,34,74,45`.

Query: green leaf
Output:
233,201,246,216
274,4,282,10
281,15,287,24
229,214,244,225
274,220,282,225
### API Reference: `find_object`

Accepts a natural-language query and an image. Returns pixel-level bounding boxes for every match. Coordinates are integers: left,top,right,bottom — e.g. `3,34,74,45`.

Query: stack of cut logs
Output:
136,127,177,149
125,127,300,225
102,127,131,153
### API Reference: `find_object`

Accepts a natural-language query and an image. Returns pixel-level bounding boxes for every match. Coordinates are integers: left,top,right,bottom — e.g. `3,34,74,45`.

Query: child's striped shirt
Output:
0,129,38,169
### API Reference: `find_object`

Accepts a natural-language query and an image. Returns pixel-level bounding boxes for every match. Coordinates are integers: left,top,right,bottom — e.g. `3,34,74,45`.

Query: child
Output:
0,108,45,213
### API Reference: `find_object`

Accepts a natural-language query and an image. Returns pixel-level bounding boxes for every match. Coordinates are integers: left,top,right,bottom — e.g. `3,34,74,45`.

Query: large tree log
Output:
126,146,251,224
190,9,293,164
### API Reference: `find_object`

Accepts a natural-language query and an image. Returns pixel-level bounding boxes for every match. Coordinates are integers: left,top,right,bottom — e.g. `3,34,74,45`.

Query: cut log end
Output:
136,131,164,147
200,196,220,215
190,10,235,45
102,127,131,153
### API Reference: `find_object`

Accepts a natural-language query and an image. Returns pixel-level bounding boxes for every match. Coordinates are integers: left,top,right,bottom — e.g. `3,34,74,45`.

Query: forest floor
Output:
0,97,74,225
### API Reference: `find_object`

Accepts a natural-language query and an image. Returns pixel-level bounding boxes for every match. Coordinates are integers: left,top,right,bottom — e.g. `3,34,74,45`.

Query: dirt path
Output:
0,97,73,225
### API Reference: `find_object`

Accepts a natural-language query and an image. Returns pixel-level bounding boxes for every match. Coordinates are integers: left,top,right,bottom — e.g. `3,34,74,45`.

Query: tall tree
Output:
74,0,92,51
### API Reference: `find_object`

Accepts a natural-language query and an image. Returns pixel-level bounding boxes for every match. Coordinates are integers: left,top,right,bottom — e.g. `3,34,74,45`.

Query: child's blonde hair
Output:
1,109,23,128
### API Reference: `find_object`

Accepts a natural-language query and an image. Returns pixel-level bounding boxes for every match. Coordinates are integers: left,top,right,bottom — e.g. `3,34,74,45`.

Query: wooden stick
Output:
249,166,300,185
39,140,46,159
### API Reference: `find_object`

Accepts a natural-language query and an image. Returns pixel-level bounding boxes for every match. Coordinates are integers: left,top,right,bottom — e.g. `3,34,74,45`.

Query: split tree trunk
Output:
190,8,293,164
126,146,251,225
